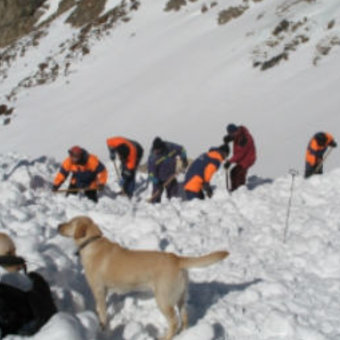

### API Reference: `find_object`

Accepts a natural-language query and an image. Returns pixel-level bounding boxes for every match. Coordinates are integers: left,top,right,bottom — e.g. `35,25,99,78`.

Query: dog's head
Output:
58,216,103,244
0,232,16,256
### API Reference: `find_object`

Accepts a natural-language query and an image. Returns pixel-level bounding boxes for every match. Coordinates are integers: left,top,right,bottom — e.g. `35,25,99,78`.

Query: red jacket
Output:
229,126,256,169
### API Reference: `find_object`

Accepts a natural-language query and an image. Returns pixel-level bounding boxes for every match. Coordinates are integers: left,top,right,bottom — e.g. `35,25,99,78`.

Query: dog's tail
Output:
178,250,229,269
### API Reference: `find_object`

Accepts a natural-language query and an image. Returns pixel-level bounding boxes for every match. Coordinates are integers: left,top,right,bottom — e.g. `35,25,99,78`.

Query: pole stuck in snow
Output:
283,168,299,243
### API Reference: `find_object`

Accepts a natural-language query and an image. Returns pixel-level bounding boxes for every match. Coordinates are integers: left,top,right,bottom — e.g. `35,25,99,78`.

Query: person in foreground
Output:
0,232,57,337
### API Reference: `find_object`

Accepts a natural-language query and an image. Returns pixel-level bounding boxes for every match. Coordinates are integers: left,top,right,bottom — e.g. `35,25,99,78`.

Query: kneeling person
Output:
53,146,107,202
184,145,229,200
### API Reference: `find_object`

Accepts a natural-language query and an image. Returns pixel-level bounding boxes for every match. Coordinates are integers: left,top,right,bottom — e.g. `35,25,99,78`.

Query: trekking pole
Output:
313,148,333,174
147,174,177,203
283,169,299,243
226,169,231,193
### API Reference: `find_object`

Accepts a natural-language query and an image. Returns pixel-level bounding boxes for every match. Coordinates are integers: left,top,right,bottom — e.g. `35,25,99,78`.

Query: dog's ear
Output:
74,223,87,239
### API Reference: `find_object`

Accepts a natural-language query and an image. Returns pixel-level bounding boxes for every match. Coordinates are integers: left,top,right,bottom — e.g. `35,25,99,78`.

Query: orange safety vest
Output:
54,154,107,189
305,133,334,167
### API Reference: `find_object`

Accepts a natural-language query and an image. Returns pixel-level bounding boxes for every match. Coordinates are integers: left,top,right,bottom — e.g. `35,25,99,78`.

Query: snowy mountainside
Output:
1,153,340,339
0,0,339,177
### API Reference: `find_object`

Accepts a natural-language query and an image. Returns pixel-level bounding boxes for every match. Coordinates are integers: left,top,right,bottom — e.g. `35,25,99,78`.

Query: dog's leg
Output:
157,303,178,340
177,292,188,332
177,271,189,333
91,284,108,327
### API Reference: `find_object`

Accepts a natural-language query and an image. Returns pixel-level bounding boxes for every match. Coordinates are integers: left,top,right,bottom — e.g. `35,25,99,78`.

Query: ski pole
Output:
283,169,299,243
226,169,231,193
313,148,333,174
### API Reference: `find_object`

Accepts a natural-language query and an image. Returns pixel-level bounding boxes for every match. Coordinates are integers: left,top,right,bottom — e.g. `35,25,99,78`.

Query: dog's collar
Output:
75,235,102,256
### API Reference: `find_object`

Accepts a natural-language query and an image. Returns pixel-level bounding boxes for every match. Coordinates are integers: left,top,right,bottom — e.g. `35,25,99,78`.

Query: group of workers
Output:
52,125,337,203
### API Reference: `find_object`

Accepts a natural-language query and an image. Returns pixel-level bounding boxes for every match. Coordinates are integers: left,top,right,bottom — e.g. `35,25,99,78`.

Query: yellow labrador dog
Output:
58,216,229,340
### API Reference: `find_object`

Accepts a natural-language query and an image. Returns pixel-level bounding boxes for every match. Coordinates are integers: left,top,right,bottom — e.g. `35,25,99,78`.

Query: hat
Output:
226,124,238,135
152,137,166,151
68,146,83,157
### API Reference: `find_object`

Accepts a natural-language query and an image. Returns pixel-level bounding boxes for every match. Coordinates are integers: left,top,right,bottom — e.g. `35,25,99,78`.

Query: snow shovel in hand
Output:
147,174,177,203
54,186,100,194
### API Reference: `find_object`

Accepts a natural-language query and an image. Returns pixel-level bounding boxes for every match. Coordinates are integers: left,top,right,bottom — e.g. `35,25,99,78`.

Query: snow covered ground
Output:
1,153,340,340
1,0,340,339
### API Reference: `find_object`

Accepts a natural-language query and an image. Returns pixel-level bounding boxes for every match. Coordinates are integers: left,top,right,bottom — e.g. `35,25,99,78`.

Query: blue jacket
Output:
148,142,187,182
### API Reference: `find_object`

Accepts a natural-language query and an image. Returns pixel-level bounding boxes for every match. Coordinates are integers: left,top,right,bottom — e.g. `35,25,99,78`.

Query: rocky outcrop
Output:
0,0,46,47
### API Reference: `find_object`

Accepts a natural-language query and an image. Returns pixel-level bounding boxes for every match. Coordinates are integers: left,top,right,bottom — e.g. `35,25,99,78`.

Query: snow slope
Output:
0,0,340,177
1,154,340,339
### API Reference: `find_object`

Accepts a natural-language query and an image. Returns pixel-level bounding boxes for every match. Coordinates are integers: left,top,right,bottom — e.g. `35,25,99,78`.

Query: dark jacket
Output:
148,142,187,182
227,126,256,169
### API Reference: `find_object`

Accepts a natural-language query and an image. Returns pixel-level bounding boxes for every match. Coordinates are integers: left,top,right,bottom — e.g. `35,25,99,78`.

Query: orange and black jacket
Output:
305,132,335,167
184,149,224,193
106,137,143,171
53,150,107,189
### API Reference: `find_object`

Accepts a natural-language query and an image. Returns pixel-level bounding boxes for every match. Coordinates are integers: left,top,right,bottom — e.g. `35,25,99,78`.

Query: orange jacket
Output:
106,137,138,170
54,152,107,189
305,133,334,167
184,150,224,193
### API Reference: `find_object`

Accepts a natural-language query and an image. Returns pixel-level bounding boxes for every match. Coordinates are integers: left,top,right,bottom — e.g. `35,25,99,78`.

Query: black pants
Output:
0,272,57,337
305,163,323,178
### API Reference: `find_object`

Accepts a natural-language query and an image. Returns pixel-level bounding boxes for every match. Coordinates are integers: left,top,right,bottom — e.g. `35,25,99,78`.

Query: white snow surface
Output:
0,0,339,177
1,153,340,339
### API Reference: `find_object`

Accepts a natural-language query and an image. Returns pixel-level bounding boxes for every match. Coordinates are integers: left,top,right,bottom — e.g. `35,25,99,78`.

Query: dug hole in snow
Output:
0,153,340,339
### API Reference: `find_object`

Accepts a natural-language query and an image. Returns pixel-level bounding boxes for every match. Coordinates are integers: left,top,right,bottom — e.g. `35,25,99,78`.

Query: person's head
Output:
152,137,166,155
226,123,239,137
116,144,129,161
315,132,327,147
218,144,230,159
68,146,84,164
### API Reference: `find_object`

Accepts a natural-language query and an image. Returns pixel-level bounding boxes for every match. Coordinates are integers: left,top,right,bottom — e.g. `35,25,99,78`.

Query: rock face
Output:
0,0,46,47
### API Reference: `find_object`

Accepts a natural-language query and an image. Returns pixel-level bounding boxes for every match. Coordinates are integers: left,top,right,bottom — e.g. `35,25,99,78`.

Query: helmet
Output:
68,146,83,157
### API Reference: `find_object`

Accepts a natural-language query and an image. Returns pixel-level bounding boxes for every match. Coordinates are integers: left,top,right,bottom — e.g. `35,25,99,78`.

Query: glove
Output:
97,184,105,191
203,183,213,198
330,140,337,148
224,161,231,169
52,184,59,192
109,149,116,160
149,175,159,185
